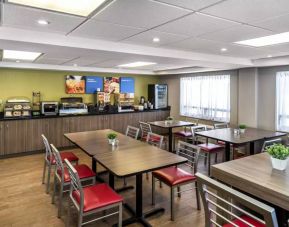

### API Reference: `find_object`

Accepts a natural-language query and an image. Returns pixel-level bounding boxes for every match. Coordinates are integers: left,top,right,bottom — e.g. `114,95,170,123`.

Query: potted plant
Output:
266,144,289,171
239,124,246,133
165,116,174,125
107,133,117,145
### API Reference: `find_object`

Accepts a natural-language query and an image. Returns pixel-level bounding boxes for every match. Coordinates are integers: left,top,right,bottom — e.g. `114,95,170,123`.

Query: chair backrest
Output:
125,125,140,140
50,144,65,182
139,121,152,140
190,125,207,144
65,159,84,212
41,134,52,161
261,138,283,152
176,141,200,174
196,173,278,227
214,123,229,129
185,117,199,126
146,132,164,148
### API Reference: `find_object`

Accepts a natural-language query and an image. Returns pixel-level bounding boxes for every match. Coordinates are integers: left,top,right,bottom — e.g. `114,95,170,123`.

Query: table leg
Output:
225,142,231,161
168,128,173,152
92,158,97,173
276,207,289,227
109,172,115,189
249,142,255,155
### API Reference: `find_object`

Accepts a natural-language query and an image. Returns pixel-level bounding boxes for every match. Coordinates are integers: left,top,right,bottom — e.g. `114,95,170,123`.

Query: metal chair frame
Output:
41,134,78,194
65,159,123,227
152,141,201,221
51,144,95,218
139,121,152,141
196,173,278,227
125,125,140,139
146,132,164,148
213,123,229,129
261,138,283,152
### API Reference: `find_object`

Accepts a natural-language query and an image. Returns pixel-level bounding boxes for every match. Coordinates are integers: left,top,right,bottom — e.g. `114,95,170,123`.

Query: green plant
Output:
239,124,246,129
266,144,289,160
167,116,174,120
107,133,117,140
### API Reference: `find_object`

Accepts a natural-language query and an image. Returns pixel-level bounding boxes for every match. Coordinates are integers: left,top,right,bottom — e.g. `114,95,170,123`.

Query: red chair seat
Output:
198,143,223,152
143,135,161,142
217,141,226,146
57,164,96,182
72,183,123,212
48,151,79,164
152,166,196,186
223,215,265,227
174,131,192,137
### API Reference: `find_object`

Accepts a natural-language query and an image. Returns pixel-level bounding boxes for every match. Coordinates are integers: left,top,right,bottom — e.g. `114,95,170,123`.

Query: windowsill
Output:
179,114,229,124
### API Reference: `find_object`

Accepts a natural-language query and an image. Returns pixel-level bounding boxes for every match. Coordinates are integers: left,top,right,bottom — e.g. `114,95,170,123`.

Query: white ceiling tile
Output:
35,57,72,65
3,4,85,34
253,13,289,33
154,12,237,37
154,0,224,10
121,30,188,46
93,0,191,29
62,56,112,66
70,20,144,41
202,0,289,23
198,24,273,43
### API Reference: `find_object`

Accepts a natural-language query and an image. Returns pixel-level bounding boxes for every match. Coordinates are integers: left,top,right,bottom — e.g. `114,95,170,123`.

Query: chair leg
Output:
208,153,211,176
195,181,201,210
58,182,63,218
146,172,149,180
46,164,51,194
78,211,83,227
52,175,57,204
204,153,207,165
42,160,47,184
118,203,123,227
177,186,181,198
171,187,175,221
123,178,127,186
159,181,162,188
215,153,218,163
66,198,71,227
152,176,155,205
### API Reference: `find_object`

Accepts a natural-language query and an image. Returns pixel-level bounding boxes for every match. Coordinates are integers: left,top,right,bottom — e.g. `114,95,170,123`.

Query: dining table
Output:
212,153,289,227
195,127,286,161
65,129,187,227
149,120,195,152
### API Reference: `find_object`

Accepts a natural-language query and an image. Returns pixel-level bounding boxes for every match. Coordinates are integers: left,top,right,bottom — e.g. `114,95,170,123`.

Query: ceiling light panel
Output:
235,31,289,47
118,62,156,68
7,0,109,16
3,50,42,61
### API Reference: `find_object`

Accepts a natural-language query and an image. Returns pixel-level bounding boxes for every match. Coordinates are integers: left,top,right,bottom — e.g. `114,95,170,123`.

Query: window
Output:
276,71,289,131
180,75,230,122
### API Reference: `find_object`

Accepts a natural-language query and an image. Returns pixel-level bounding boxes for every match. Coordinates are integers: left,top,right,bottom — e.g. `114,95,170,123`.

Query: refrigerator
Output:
148,84,168,109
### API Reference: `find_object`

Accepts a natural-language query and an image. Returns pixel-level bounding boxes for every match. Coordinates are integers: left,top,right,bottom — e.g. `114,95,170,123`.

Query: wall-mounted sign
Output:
120,77,135,93
104,77,120,94
65,75,85,94
86,76,103,94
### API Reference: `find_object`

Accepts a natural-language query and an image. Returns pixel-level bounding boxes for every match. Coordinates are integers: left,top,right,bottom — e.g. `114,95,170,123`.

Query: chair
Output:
146,132,164,148
125,125,140,139
139,121,152,141
51,144,96,218
65,159,123,227
261,138,283,152
41,134,79,194
191,126,223,176
196,173,278,227
152,141,201,221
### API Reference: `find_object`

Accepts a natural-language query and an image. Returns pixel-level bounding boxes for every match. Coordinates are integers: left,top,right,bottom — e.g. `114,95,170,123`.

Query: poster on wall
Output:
65,75,85,94
86,76,103,94
120,77,135,93
104,77,120,94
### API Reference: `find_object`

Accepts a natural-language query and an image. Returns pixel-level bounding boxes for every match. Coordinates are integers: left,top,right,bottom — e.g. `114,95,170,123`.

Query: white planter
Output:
270,157,289,171
165,120,173,125
239,128,246,133
108,139,116,144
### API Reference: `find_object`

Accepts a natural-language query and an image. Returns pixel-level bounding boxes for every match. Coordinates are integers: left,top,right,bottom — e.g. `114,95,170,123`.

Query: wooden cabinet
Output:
0,110,170,156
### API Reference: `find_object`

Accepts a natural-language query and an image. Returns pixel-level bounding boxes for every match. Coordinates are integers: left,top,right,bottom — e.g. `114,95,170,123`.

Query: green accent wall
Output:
0,68,160,110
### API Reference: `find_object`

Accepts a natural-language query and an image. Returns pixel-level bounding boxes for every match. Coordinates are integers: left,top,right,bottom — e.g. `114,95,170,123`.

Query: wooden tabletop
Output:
65,129,187,177
149,120,195,128
212,153,289,211
195,127,286,144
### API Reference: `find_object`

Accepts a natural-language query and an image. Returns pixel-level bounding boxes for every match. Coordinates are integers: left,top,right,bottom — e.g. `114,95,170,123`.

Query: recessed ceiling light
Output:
153,37,160,43
16,60,20,63
7,0,110,16
118,62,157,68
73,63,78,67
235,31,289,47
267,55,272,58
37,19,49,25
221,48,227,52
3,50,42,61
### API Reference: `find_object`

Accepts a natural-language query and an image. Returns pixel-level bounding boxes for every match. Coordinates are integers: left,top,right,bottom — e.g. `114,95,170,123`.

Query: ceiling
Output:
1,0,289,74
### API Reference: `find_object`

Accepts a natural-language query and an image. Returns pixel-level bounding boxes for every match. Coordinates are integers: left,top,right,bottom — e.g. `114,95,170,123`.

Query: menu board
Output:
120,77,135,93
86,76,103,94
65,75,85,94
104,77,120,94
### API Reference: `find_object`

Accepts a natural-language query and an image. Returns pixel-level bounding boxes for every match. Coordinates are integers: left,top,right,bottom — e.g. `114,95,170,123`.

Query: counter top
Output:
0,108,170,121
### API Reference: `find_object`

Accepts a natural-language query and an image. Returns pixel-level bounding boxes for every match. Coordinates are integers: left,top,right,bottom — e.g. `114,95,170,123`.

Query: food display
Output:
65,75,85,94
4,97,32,119
104,77,120,94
